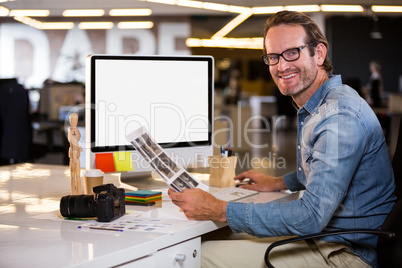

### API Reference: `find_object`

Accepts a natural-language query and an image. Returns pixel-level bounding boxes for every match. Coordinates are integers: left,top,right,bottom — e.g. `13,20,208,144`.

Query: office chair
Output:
264,117,402,268
0,79,31,164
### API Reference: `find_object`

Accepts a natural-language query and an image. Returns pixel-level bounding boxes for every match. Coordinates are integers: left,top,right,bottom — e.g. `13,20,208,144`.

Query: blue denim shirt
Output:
227,75,396,268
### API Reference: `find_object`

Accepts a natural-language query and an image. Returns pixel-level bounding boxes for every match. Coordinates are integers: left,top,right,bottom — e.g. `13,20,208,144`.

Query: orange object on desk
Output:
95,153,116,173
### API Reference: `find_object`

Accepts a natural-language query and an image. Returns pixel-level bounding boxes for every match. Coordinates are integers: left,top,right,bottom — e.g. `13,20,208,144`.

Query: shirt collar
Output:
299,75,342,115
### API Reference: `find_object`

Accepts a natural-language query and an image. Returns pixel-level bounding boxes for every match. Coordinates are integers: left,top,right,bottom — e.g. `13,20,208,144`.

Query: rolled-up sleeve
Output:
283,171,304,191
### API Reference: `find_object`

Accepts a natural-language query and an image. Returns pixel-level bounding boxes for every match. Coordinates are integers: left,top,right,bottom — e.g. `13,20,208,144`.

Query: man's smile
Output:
279,72,297,79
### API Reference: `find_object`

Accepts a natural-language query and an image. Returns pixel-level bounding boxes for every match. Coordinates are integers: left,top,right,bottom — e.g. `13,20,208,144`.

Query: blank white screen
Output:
94,58,210,148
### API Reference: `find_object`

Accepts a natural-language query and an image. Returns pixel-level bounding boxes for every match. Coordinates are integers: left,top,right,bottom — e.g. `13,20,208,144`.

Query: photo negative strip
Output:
142,133,162,155
151,157,175,179
134,137,154,160
159,152,181,173
170,177,193,192
177,172,199,188
126,126,209,193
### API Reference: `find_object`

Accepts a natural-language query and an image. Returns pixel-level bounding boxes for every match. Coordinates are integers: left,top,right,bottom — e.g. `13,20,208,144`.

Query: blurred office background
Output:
0,1,401,178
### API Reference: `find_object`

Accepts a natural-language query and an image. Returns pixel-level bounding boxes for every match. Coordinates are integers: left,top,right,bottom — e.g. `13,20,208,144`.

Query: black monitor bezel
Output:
89,54,213,153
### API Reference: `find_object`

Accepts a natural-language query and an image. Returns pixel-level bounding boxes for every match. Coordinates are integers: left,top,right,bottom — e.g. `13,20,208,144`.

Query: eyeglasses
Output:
261,44,311,66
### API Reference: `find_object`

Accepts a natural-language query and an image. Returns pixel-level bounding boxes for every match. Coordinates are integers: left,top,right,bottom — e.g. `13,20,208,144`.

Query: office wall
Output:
0,17,191,88
327,16,402,93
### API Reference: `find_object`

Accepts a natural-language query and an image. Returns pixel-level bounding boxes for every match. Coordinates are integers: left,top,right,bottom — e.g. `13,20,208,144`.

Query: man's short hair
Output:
263,11,333,76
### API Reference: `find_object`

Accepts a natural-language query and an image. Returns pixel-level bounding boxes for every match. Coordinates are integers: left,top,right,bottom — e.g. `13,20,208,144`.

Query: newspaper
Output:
126,126,209,192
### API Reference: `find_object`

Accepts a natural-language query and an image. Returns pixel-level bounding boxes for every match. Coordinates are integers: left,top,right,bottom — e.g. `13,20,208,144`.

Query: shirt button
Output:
298,167,302,171
301,122,304,125
298,146,301,150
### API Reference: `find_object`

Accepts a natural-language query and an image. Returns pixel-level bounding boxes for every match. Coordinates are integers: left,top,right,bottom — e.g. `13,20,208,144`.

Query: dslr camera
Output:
60,184,126,222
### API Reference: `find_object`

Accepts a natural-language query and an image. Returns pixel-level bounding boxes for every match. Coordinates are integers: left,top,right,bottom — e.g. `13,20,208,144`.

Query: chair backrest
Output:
391,117,402,200
0,79,31,164
377,117,402,267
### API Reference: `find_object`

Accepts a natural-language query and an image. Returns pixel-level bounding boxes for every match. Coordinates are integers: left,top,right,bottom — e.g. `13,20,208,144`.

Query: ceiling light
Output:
117,21,154,29
63,9,105,17
176,0,203,8
370,32,383,39
228,5,250,13
320,5,364,12
39,22,75,30
0,6,9,16
285,5,320,12
9,9,50,17
109,9,152,16
372,5,402,12
145,0,175,4
14,16,41,28
78,22,114,29
14,15,75,30
203,2,229,12
252,6,284,14
211,10,252,39
186,37,263,50
144,0,248,13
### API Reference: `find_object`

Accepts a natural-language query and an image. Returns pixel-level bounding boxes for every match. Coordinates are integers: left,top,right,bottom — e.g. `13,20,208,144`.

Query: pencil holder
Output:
208,156,237,187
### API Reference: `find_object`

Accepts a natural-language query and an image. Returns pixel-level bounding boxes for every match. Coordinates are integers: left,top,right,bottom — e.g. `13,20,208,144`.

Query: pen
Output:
78,226,124,232
220,147,233,157
89,226,123,232
221,146,226,157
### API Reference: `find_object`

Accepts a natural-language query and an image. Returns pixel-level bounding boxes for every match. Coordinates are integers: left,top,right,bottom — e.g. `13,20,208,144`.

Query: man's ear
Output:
315,43,327,66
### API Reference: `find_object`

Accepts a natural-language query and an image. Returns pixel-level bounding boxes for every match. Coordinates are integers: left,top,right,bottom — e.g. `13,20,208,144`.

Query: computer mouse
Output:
235,178,254,187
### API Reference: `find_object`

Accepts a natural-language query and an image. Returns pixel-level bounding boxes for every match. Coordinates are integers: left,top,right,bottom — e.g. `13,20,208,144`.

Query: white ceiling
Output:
2,0,402,16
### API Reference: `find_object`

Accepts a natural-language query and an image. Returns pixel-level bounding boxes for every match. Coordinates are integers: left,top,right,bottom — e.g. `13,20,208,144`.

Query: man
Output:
168,11,395,268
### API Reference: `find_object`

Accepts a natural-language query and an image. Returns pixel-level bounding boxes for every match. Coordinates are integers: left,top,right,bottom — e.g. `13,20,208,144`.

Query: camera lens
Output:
60,195,96,218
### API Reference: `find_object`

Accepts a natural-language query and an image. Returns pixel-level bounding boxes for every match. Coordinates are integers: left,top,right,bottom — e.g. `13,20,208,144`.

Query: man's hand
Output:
234,170,287,192
168,188,227,222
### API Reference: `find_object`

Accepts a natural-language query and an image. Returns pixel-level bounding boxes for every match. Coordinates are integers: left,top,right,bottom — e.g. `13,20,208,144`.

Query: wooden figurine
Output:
68,113,82,194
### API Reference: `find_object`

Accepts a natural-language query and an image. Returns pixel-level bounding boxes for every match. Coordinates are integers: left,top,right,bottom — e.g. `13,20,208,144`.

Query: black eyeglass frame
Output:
261,44,312,66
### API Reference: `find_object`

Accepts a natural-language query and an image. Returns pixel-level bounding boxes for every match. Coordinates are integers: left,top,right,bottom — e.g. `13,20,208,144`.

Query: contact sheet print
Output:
78,217,198,234
126,126,209,192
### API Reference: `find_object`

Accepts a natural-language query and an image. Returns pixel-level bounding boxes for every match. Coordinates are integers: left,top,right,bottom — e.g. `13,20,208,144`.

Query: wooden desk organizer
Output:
208,155,237,187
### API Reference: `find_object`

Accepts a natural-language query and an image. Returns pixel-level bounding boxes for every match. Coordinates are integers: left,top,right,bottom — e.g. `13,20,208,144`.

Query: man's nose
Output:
277,55,290,72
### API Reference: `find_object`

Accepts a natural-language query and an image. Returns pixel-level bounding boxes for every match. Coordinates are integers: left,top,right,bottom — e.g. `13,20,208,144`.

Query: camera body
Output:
94,184,126,222
60,183,126,222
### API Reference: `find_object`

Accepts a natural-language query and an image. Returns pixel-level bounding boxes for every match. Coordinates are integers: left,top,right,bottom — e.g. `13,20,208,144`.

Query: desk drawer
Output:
118,237,201,268
156,237,201,268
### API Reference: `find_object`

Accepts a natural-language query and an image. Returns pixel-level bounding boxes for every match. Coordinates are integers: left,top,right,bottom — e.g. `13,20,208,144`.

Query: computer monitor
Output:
85,54,214,178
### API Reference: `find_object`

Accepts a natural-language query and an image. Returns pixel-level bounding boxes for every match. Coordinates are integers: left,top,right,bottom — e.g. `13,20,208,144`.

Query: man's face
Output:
265,24,318,98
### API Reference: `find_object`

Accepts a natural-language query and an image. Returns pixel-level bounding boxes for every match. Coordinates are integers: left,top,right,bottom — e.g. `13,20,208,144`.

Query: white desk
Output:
0,163,295,268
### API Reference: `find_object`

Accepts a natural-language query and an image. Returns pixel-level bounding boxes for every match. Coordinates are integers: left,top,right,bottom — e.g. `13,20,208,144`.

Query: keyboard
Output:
212,187,259,202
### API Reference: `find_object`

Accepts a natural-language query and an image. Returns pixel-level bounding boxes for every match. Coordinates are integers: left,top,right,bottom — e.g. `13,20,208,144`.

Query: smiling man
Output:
168,11,395,268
